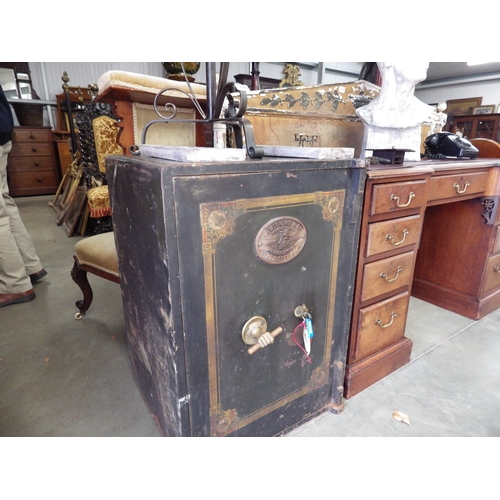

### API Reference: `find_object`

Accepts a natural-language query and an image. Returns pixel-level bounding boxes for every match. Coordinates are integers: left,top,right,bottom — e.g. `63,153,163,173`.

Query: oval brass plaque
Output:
255,217,307,265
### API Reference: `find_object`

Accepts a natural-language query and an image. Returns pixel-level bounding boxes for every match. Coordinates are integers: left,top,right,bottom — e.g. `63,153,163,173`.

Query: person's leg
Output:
1,144,44,275
0,142,36,295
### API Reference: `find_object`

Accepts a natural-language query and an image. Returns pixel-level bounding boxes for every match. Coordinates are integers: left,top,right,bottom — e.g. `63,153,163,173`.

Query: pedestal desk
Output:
345,157,500,399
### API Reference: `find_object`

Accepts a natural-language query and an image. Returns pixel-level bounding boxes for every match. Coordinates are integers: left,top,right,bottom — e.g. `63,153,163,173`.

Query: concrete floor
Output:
1,195,499,437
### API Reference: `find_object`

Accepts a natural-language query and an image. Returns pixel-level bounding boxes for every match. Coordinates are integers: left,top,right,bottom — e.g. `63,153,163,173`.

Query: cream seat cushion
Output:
74,232,119,277
97,70,207,100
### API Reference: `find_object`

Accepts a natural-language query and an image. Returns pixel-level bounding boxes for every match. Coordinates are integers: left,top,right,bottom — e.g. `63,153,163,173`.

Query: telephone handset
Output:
424,132,478,159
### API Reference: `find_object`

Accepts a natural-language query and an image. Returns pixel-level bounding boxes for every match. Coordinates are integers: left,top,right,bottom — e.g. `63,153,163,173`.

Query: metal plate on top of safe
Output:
255,216,307,265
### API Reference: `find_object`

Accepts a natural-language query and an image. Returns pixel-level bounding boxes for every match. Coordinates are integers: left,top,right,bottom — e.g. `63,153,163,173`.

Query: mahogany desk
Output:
345,158,500,398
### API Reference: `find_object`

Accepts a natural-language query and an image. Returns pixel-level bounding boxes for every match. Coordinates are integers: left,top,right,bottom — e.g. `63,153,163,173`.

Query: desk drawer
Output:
370,180,427,215
492,226,500,254
482,254,500,293
354,291,409,360
360,251,415,302
428,171,488,202
366,215,422,257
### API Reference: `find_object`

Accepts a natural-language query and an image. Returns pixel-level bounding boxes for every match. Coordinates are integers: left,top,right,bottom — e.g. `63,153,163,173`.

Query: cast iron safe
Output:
106,153,366,436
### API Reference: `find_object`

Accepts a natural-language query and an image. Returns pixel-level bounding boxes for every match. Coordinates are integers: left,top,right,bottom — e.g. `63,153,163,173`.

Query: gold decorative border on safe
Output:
200,190,345,436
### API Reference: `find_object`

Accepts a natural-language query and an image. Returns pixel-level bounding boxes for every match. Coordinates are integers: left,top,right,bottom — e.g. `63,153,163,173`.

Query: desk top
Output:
367,157,500,197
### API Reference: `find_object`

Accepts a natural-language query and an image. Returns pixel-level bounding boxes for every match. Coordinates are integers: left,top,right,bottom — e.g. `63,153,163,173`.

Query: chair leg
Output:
71,256,93,319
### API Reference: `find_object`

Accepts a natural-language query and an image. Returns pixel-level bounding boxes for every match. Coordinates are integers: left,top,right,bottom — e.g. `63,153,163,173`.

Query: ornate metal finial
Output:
62,71,70,90
279,64,304,88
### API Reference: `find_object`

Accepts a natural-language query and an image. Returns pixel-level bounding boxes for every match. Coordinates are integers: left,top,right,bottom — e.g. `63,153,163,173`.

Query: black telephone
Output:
424,132,479,159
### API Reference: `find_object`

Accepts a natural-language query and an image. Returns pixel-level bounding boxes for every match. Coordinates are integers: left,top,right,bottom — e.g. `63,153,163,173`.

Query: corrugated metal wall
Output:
26,61,500,121
29,62,165,100
28,62,366,102
415,78,500,109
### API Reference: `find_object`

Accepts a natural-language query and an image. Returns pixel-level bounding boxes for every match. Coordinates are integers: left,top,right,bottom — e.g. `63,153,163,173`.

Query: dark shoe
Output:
0,289,36,308
29,269,47,283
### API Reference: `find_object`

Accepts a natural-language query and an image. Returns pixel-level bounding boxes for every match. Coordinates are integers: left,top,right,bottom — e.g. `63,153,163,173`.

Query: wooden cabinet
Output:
344,166,433,399
452,113,500,142
7,126,60,196
52,131,73,177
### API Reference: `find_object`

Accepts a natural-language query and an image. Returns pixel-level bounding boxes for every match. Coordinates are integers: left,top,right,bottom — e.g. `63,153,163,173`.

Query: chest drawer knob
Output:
390,192,415,208
385,229,409,246
494,266,500,274
375,312,397,329
380,266,403,283
453,181,470,194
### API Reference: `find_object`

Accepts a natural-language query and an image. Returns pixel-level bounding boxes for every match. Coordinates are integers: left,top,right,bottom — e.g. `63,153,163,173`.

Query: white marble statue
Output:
357,62,435,161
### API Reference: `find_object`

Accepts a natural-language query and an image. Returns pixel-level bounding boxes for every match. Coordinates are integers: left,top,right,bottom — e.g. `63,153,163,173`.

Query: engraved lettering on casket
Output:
255,217,307,264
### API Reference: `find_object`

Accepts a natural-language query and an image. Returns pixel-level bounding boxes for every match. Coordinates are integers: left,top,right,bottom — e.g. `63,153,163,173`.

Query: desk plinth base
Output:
412,277,500,320
344,338,413,399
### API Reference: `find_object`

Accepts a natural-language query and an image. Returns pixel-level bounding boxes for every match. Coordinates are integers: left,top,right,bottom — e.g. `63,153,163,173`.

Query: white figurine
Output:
357,62,435,161
428,102,448,135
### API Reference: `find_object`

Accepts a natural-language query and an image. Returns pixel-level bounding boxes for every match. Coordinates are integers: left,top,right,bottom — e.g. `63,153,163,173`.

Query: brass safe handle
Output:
375,312,397,329
247,327,283,355
242,316,283,355
453,181,470,194
390,192,415,208
380,266,403,283
494,266,500,274
386,229,409,246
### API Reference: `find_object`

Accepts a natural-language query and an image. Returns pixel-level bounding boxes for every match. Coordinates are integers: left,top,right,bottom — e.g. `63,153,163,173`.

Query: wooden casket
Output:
242,80,380,158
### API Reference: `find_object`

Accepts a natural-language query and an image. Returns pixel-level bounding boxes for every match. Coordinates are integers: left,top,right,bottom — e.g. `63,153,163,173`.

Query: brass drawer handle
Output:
494,266,500,274
375,312,397,329
386,229,409,246
380,266,403,283
390,192,415,208
453,181,470,194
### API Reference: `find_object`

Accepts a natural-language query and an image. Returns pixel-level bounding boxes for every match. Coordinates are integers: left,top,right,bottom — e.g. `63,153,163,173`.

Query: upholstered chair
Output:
71,232,119,319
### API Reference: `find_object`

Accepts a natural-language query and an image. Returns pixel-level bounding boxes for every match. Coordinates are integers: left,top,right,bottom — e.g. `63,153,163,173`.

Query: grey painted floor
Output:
1,195,499,437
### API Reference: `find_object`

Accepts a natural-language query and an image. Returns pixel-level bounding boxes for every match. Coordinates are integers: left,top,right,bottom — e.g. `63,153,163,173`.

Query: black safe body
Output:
107,154,366,437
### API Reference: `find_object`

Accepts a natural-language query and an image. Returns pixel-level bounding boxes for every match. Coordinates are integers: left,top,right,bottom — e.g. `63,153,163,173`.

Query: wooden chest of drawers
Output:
7,126,60,196
344,166,433,399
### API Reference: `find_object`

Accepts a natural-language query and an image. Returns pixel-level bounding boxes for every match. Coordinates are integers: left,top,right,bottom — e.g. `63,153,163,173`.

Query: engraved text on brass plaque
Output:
255,216,307,264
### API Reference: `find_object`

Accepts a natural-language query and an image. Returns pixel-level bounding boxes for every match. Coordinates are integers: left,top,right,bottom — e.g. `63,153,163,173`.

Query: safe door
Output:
174,165,358,436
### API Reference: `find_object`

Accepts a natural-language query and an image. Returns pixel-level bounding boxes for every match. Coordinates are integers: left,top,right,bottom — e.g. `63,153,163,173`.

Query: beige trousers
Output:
0,141,43,293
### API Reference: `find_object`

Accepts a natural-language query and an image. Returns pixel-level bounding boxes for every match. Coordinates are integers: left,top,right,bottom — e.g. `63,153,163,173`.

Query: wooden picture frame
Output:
446,97,483,117
473,105,495,115
62,186,88,237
